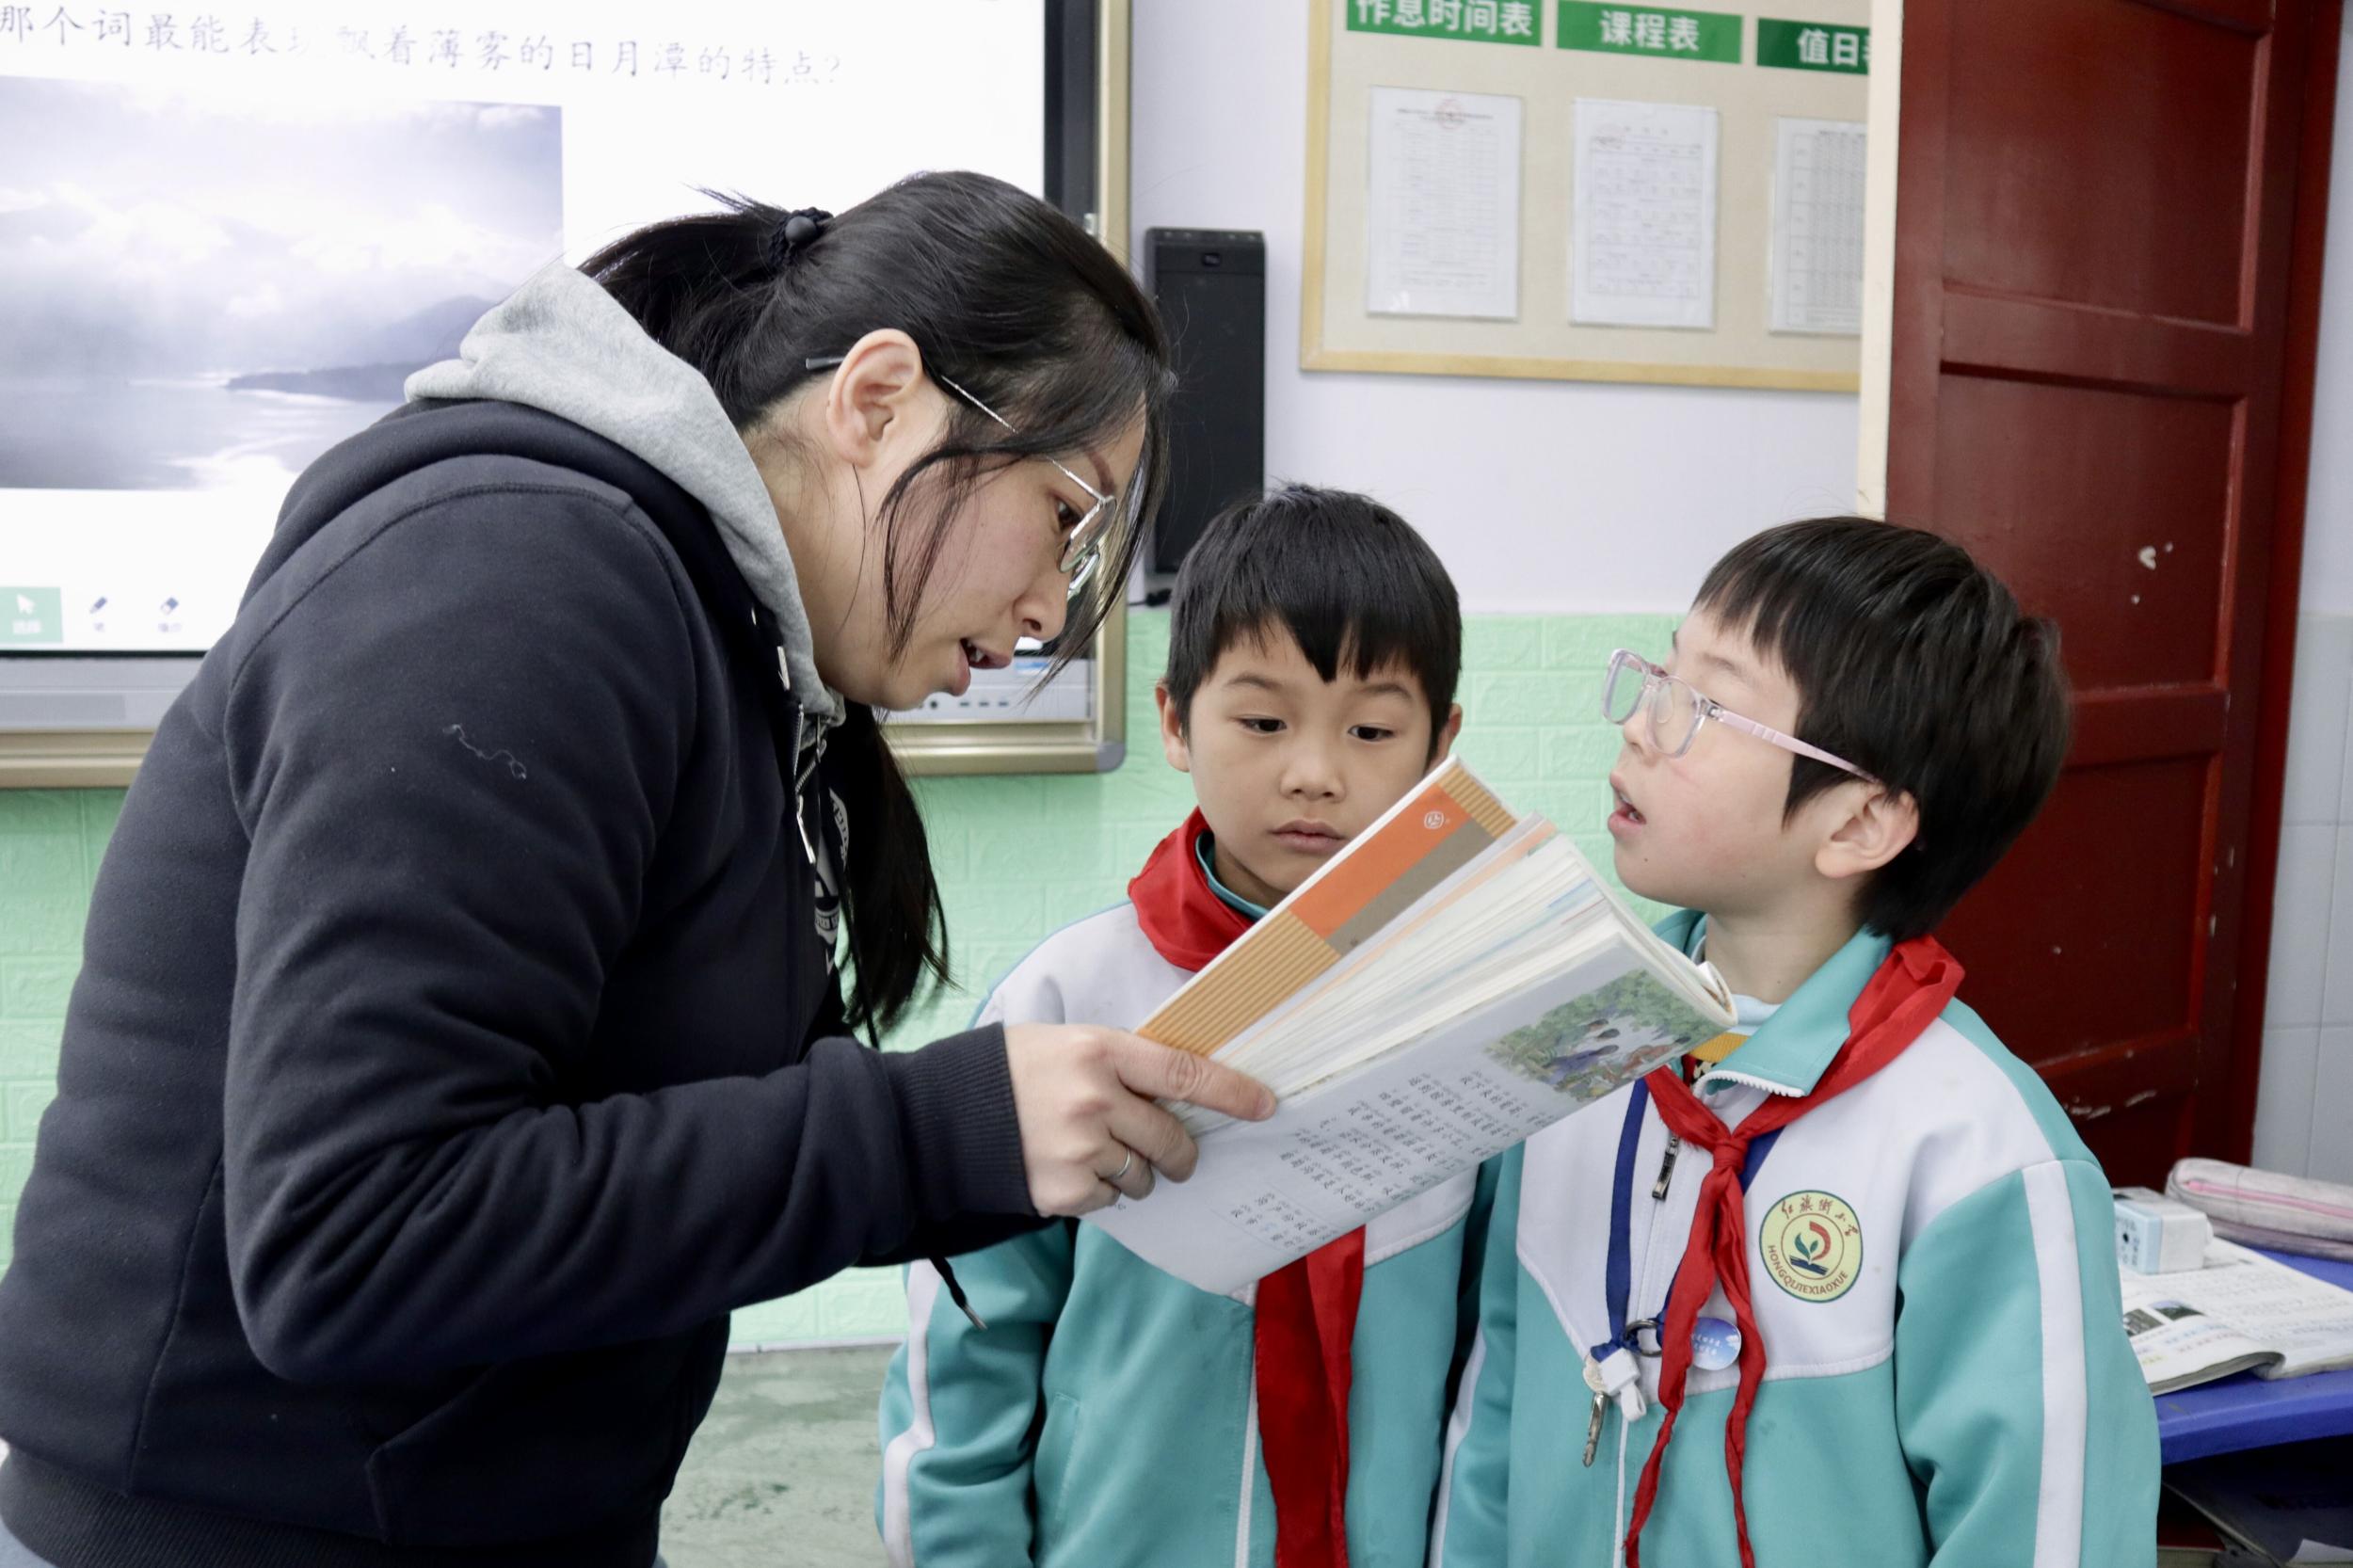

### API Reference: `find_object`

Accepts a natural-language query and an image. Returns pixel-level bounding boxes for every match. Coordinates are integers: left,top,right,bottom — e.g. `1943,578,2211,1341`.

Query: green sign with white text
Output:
1556,3,1740,63
1757,18,1870,72
1347,0,1544,46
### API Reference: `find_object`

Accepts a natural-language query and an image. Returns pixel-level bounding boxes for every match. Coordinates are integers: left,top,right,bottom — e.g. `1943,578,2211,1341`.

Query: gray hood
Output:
407,263,843,732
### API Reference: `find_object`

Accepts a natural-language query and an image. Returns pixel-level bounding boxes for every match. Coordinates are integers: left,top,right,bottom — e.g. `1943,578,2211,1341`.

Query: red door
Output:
1886,0,2340,1182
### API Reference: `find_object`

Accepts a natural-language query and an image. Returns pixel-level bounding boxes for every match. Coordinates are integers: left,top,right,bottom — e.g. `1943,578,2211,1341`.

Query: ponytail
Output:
583,173,1172,1029
827,705,945,1037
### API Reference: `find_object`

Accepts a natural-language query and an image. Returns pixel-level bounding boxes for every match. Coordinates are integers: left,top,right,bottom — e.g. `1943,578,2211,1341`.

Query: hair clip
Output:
768,207,833,272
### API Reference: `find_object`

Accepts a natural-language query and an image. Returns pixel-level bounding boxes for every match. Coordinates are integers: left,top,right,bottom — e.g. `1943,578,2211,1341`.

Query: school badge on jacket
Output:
1757,1191,1861,1303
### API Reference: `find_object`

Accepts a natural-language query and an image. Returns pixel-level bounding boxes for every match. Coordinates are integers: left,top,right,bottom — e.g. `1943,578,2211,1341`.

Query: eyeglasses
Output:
803,355,1119,602
1601,648,1878,783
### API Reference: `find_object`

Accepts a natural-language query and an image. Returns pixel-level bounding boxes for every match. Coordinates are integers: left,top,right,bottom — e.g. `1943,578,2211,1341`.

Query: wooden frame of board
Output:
1301,0,1867,391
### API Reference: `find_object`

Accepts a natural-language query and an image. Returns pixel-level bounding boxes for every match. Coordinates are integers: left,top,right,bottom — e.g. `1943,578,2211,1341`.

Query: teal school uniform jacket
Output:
1432,913,2160,1568
877,863,1480,1568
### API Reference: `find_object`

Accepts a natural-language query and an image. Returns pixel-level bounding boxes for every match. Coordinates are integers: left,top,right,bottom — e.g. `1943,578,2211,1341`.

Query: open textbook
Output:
2121,1239,2353,1394
1088,759,1735,1295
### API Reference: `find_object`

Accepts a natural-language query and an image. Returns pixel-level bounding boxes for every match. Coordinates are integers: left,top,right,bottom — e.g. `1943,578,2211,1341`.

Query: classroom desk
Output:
2153,1248,2353,1465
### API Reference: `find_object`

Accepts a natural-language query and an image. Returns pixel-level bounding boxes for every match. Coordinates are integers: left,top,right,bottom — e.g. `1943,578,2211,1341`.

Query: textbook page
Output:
1091,940,1714,1295
2120,1240,2353,1389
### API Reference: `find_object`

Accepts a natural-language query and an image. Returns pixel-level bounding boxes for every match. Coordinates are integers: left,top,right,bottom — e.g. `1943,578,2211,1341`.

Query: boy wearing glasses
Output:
1433,519,2157,1568
878,487,1472,1568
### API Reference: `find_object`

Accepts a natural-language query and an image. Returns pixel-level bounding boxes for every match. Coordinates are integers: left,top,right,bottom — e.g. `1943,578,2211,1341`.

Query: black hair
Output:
1693,517,2071,944
1162,484,1462,751
584,172,1174,1033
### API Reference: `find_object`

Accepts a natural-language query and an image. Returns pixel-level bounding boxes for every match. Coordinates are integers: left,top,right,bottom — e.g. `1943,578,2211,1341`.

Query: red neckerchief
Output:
1128,809,1253,971
1128,811,1366,1568
1625,936,1964,1568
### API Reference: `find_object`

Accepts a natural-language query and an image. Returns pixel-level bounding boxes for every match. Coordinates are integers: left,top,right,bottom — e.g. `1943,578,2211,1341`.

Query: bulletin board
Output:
1303,0,1870,391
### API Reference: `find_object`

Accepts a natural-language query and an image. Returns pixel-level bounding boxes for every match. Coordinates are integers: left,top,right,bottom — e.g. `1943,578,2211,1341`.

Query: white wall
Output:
1127,0,1862,616
2264,609,2353,1182
2256,14,2353,1181
1854,0,1904,515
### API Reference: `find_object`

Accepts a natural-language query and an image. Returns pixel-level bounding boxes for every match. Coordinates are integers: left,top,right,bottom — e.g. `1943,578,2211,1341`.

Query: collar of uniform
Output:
1194,830,1271,921
1656,909,1892,1098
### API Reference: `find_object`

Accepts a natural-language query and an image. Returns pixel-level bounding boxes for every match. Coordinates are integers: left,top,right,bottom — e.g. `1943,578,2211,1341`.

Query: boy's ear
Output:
1155,682,1193,774
1428,703,1464,766
1815,785,1920,884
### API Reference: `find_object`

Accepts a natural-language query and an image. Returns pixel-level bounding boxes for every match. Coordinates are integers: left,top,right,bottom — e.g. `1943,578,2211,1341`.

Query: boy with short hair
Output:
878,484,1470,1568
1433,518,2157,1567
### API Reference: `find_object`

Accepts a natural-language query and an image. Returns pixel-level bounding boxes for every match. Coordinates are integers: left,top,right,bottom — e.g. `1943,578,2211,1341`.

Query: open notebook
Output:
1088,758,1734,1294
2121,1240,2353,1395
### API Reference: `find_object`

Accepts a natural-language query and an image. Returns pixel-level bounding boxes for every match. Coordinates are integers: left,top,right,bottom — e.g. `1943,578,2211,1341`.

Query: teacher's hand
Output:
1003,1024,1276,1217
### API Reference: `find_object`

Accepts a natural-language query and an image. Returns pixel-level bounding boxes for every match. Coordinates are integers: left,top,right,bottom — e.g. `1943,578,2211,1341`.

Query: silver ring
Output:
1110,1149,1134,1184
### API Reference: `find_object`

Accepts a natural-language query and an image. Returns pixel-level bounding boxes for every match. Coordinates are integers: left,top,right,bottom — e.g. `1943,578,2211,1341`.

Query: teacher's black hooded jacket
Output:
0,265,1037,1568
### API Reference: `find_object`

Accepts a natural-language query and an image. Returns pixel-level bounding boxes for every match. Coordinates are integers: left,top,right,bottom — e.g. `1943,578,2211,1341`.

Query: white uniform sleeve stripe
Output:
1426,1327,1488,1568
879,1263,943,1568
1235,1369,1260,1568
2024,1162,2087,1568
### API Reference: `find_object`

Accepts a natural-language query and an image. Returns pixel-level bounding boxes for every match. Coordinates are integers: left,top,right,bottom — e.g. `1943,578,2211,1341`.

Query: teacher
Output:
0,171,1271,1568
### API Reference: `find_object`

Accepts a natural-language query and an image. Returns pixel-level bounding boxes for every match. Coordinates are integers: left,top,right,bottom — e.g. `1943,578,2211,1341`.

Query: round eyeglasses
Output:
804,355,1119,602
1601,648,1878,782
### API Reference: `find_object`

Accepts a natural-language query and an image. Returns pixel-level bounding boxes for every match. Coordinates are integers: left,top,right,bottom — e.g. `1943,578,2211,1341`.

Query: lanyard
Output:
1589,1078,1783,1369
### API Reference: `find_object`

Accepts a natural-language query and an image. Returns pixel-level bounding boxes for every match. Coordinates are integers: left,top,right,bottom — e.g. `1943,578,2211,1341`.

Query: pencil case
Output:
2166,1158,2353,1263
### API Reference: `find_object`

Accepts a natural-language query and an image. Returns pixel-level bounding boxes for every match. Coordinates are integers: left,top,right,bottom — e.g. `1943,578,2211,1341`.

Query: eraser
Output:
2113,1185,2210,1275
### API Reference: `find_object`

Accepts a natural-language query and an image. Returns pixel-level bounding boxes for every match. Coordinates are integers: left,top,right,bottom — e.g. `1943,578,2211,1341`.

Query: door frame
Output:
2229,2,2344,1160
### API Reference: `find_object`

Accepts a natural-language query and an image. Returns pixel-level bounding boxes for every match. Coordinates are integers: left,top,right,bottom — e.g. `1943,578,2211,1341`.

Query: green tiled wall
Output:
0,609,1672,1344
